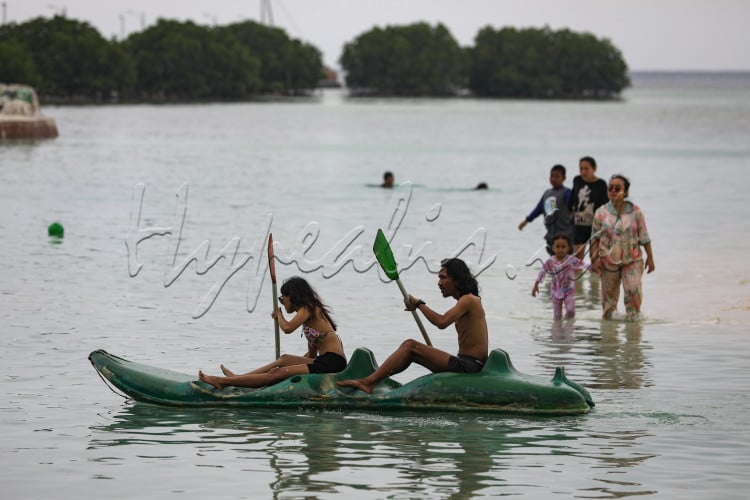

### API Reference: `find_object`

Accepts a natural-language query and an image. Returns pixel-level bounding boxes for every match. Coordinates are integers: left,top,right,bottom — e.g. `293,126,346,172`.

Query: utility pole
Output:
260,0,273,26
1,2,6,25
47,4,66,17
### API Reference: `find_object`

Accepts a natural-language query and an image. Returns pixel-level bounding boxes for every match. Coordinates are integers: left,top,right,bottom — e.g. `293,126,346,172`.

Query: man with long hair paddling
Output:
337,258,488,394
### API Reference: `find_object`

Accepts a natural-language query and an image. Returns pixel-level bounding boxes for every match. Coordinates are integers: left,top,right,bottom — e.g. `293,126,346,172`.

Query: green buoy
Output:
48,222,64,238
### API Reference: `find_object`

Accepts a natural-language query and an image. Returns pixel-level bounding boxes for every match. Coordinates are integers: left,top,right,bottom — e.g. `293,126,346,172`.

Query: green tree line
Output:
1,16,629,101
0,16,323,100
340,22,465,96
341,23,629,98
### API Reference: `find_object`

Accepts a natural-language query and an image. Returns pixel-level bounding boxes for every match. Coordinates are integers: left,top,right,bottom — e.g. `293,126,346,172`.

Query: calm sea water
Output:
2,72,750,498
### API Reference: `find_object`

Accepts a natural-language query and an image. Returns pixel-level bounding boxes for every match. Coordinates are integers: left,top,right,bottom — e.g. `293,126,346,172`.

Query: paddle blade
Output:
373,229,399,281
268,233,277,284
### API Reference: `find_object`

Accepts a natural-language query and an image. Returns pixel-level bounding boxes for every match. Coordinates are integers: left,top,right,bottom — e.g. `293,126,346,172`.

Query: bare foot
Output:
220,364,235,377
337,379,375,394
198,370,226,390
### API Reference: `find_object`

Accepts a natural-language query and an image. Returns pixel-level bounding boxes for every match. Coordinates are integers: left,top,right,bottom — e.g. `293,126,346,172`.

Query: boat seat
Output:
335,347,379,380
480,349,516,374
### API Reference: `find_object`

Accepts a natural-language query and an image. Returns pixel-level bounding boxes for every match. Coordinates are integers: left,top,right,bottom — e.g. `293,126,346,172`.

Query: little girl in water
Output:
198,276,346,389
532,234,589,320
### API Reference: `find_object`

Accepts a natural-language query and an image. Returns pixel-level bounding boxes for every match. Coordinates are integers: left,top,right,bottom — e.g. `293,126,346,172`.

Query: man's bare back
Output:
454,294,488,362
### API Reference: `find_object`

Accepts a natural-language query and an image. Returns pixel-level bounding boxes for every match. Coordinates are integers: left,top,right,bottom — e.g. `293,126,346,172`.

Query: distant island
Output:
341,23,630,99
0,17,629,102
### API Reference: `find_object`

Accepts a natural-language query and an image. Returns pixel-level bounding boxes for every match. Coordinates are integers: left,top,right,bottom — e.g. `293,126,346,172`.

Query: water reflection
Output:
591,320,651,390
532,318,652,390
576,273,601,310
89,403,655,497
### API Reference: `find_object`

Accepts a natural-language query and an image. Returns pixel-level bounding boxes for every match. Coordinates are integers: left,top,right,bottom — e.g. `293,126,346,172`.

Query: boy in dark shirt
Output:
518,164,574,255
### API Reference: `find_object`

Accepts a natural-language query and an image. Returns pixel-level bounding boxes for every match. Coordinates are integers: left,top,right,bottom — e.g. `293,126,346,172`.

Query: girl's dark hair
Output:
440,258,479,297
579,156,597,169
279,276,336,330
610,174,631,195
551,233,572,248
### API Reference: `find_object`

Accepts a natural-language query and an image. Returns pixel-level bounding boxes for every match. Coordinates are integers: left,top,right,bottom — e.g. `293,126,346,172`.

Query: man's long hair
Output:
441,258,479,297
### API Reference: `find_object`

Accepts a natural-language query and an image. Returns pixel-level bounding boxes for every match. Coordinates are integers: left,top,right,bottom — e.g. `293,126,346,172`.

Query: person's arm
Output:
406,294,473,330
304,342,318,358
635,208,654,273
589,219,602,274
573,257,589,272
532,268,546,297
643,242,655,273
519,196,545,230
273,306,311,334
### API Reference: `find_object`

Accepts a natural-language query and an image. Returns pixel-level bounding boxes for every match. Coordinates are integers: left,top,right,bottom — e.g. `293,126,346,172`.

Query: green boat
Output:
89,347,594,415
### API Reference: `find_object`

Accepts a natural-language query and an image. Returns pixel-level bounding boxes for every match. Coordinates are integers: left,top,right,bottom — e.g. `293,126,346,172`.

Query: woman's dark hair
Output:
579,156,597,170
279,276,336,330
610,174,631,195
440,258,479,297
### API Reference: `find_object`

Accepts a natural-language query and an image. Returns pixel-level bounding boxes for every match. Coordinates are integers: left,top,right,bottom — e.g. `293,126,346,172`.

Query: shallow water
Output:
2,73,750,498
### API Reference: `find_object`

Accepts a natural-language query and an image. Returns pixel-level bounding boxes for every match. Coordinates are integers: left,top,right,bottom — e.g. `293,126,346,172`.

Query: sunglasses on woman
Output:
608,185,622,193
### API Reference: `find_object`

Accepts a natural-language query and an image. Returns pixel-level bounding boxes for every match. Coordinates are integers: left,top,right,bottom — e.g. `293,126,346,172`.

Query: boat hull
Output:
0,116,58,139
89,348,594,415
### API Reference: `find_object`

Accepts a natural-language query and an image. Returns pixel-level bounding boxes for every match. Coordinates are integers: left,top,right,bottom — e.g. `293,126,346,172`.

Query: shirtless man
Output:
337,258,488,394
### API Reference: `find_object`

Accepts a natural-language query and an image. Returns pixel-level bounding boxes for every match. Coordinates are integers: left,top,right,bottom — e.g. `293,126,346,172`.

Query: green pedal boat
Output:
89,348,594,414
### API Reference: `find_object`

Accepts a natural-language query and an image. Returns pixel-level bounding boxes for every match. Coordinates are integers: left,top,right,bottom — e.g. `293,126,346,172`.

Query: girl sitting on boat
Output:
198,276,346,389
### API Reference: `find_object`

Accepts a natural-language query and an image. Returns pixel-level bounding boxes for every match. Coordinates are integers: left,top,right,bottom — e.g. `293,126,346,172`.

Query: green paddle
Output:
373,229,432,346
268,233,281,359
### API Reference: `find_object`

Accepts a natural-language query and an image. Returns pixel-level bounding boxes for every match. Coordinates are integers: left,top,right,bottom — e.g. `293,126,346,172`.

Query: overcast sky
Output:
5,0,750,71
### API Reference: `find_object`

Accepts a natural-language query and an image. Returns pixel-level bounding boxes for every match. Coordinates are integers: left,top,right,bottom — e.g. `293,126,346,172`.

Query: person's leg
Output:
574,225,592,260
600,268,621,319
621,261,644,319
573,243,586,259
200,363,310,390
222,354,312,376
552,297,563,320
337,339,451,394
564,291,576,318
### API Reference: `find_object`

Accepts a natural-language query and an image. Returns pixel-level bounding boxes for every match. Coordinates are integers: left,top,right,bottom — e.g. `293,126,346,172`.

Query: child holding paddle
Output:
198,277,346,390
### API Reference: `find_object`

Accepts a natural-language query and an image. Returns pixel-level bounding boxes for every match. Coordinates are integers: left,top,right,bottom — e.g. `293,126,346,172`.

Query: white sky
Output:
5,0,750,71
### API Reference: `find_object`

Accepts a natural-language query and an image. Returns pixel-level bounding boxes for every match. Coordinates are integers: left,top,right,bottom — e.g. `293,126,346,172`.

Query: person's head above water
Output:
475,182,488,190
382,171,394,188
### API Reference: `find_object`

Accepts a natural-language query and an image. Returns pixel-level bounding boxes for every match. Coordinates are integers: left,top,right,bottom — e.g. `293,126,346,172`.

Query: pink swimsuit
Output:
302,325,333,345
302,325,344,352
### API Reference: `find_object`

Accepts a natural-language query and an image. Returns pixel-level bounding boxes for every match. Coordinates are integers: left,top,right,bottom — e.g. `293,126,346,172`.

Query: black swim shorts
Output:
308,352,347,374
447,354,485,374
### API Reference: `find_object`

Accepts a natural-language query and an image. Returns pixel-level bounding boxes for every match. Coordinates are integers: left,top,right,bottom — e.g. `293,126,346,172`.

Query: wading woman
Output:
198,277,346,389
590,174,655,320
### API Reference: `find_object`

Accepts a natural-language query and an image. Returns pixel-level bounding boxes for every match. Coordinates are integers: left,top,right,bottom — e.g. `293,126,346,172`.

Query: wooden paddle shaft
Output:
272,282,280,358
395,279,432,346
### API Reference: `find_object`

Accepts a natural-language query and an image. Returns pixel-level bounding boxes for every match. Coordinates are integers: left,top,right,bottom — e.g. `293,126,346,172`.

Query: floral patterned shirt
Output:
591,200,651,268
